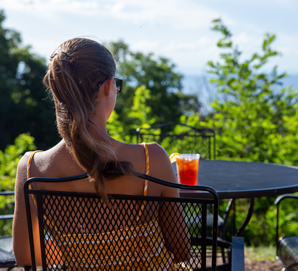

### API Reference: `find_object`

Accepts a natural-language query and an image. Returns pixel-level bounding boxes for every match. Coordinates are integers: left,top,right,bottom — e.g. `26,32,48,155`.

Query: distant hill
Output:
282,74,298,90
182,74,298,115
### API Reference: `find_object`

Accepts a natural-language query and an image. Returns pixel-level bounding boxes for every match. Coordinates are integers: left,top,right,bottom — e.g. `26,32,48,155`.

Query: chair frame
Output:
0,192,31,271
0,191,16,270
24,173,222,271
275,194,298,270
136,122,216,160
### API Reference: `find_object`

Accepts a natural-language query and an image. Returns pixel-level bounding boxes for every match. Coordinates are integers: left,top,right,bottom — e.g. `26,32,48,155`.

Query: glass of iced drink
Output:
176,154,200,185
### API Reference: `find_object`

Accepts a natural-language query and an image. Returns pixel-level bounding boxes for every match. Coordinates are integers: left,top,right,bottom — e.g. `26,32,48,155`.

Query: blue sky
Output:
1,0,298,76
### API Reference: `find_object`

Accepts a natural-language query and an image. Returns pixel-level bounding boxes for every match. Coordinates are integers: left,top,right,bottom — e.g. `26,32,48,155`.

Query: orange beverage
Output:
176,154,200,185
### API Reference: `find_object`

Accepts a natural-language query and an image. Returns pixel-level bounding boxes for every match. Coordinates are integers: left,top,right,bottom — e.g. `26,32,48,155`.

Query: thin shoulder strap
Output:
136,143,149,221
27,150,43,208
142,142,149,196
27,150,43,179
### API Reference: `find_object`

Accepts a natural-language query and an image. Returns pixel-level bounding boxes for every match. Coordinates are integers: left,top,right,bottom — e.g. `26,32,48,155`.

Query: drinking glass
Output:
176,154,200,185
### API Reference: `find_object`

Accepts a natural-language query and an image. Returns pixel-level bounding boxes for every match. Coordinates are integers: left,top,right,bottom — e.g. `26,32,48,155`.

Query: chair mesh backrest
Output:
24,174,218,271
136,123,216,160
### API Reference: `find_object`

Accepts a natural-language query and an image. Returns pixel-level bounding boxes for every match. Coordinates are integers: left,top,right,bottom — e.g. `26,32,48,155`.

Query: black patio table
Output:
172,159,298,237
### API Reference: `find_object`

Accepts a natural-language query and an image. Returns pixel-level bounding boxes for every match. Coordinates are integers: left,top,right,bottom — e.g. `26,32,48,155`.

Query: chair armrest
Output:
231,237,245,271
0,191,15,196
275,193,298,249
274,194,298,205
0,191,14,221
0,214,14,220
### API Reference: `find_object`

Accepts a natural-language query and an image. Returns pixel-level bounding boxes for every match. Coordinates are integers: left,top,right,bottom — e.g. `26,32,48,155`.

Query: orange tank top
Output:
27,144,186,270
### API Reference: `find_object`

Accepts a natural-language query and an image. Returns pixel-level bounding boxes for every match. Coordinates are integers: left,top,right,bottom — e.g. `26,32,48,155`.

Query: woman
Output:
12,38,190,269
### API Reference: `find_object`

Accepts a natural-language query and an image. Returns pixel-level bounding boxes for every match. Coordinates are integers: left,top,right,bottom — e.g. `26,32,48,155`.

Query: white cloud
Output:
0,0,230,29
274,34,298,71
217,0,297,7
130,40,161,53
1,0,297,74
108,0,219,30
166,37,215,51
127,36,220,74
107,0,230,30
268,0,297,6
0,0,101,18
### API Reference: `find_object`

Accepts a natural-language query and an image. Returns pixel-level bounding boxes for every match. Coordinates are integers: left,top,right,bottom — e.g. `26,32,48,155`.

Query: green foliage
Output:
1,9,200,150
204,18,297,163
203,18,298,246
281,104,298,165
127,86,156,134
0,10,57,151
0,133,36,236
107,40,200,139
0,133,36,191
107,85,156,143
2,8,298,247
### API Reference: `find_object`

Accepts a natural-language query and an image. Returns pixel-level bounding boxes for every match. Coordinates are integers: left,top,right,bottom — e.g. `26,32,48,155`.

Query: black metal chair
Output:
275,194,298,271
0,191,16,270
136,122,216,160
136,123,231,252
23,173,244,270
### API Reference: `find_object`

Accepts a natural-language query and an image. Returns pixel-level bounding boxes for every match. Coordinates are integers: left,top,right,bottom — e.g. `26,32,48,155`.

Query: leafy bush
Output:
0,133,36,236
200,18,298,246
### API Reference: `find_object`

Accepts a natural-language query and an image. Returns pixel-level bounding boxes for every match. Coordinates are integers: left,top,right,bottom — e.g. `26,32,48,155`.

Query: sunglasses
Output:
98,76,123,94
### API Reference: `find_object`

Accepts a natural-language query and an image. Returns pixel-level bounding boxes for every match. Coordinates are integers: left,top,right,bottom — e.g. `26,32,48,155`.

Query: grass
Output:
245,246,276,261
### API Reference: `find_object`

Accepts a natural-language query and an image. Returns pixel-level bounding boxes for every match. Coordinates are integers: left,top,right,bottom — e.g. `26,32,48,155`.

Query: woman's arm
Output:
147,144,191,262
12,153,42,266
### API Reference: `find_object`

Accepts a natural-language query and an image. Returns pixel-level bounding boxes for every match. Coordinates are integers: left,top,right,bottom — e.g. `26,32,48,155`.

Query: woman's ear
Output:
103,78,113,97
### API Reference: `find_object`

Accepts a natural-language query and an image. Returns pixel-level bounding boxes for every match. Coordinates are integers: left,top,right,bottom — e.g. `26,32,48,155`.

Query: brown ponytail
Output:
43,38,135,201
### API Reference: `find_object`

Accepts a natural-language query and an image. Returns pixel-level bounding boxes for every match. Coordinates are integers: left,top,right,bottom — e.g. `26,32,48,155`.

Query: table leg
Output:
236,198,255,237
221,197,255,238
220,198,234,239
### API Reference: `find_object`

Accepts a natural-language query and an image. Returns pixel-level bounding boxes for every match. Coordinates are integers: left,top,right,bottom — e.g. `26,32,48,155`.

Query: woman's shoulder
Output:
116,141,166,157
16,142,68,179
15,151,39,190
117,142,171,175
143,143,176,183
17,151,39,172
145,142,169,160
128,142,169,164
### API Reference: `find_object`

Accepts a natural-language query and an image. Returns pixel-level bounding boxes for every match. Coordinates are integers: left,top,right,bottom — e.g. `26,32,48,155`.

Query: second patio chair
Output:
136,122,216,160
275,194,298,271
0,192,31,271
0,191,16,270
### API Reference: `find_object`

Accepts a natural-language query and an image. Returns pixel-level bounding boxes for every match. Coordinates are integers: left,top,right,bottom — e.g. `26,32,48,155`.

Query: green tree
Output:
107,85,156,143
202,18,298,246
0,10,57,150
203,18,297,164
0,133,36,236
281,104,298,165
107,41,201,138
1,12,200,149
